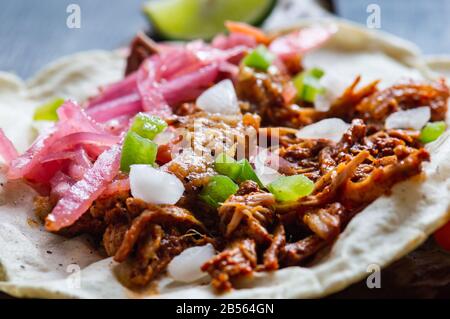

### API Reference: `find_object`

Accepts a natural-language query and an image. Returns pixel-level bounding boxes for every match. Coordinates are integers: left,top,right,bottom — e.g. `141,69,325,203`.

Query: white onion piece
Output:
153,129,175,145
256,165,282,186
196,79,239,114
385,106,430,130
296,118,350,142
254,149,282,185
167,244,216,283
129,165,184,205
314,72,351,112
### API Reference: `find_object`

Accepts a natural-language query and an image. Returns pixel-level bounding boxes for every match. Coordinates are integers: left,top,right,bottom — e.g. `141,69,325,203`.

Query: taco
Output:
0,19,449,299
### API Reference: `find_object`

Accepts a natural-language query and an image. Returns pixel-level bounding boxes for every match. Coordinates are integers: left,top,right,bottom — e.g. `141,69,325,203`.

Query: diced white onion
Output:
129,165,184,205
296,118,350,142
167,244,216,283
385,106,431,130
314,93,333,113
314,72,351,112
196,79,239,114
153,129,175,145
254,149,282,186
256,165,282,186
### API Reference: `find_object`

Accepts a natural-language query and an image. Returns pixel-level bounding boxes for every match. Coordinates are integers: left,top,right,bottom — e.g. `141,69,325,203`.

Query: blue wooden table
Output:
0,0,147,78
1,0,449,78
334,0,450,55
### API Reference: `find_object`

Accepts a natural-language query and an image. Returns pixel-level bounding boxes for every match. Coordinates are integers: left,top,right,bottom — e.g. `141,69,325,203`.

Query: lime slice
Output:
144,0,276,40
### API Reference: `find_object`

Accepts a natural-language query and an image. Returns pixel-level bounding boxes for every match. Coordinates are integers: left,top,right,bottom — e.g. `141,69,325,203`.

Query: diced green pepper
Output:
242,45,275,71
293,68,325,103
120,131,158,172
130,113,167,140
267,174,314,202
213,153,263,187
214,153,242,180
200,175,239,208
420,121,446,143
33,98,65,121
235,159,263,187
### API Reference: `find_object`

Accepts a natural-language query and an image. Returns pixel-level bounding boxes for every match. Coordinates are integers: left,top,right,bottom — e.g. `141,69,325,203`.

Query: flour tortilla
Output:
0,19,449,299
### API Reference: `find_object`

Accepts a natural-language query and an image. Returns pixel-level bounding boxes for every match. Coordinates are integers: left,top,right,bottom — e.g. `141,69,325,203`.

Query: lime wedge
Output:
144,0,276,40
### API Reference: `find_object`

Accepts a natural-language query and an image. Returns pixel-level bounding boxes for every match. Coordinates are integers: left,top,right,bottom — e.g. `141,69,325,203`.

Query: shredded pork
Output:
27,26,449,293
